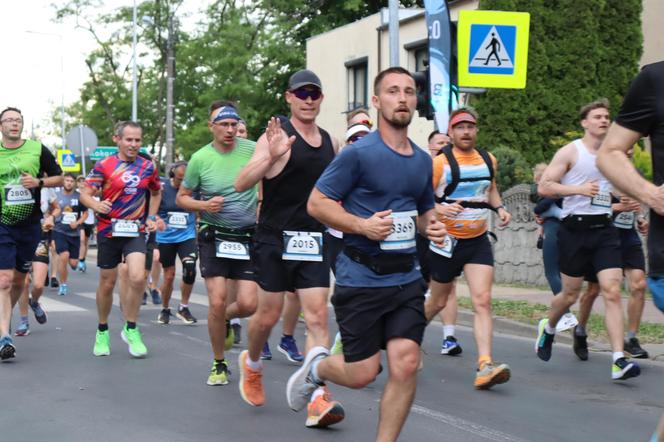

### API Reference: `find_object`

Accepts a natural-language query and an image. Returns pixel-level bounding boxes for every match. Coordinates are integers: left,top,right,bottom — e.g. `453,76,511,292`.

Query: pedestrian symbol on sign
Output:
62,153,76,167
468,25,516,75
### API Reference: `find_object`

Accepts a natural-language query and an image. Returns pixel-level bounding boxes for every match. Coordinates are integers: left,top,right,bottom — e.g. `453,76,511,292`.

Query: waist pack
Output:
343,246,414,275
562,214,611,231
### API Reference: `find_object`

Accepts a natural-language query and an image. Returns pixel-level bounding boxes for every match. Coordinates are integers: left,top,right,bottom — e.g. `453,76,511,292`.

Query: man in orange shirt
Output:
424,107,512,389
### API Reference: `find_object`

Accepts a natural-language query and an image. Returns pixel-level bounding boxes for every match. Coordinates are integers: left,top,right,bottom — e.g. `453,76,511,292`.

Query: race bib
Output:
380,210,417,251
167,211,188,229
282,231,323,262
215,239,250,260
61,212,77,225
591,192,611,208
614,211,635,230
429,235,457,258
4,185,34,206
111,219,140,237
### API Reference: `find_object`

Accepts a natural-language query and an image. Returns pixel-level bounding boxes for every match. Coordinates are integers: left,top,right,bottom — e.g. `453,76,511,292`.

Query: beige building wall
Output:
641,0,664,66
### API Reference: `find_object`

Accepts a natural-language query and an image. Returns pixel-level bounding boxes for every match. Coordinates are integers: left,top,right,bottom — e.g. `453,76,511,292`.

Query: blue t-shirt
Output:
316,131,434,288
156,178,196,244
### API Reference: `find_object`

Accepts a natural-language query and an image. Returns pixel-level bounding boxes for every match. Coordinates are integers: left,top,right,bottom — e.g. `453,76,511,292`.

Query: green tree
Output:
473,0,642,167
491,145,531,190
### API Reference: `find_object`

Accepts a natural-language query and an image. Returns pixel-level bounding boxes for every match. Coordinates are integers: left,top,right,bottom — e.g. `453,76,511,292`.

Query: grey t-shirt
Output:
54,190,85,236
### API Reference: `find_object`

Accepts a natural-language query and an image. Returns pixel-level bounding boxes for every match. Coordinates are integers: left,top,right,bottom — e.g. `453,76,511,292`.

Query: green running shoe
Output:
121,326,148,358
225,321,235,351
93,330,110,356
207,360,230,386
331,332,343,356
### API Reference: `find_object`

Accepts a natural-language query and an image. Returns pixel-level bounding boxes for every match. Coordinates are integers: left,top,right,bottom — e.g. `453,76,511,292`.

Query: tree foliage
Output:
473,0,643,167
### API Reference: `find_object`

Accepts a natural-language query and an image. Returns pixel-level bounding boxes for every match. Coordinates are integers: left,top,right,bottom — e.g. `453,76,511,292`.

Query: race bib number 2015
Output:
282,231,323,262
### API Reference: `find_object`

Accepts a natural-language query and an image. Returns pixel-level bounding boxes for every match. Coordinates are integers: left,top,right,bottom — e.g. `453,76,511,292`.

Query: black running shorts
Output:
97,233,147,269
158,238,197,268
558,224,621,278
429,233,493,284
198,237,255,280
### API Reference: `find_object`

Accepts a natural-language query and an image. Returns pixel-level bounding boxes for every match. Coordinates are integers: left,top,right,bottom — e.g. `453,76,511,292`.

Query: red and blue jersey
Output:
85,154,161,238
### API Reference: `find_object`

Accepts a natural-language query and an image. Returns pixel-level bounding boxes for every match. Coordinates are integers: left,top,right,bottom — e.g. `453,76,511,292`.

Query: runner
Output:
53,173,87,296
575,190,650,360
0,107,63,359
427,130,450,157
234,69,344,427
536,99,640,380
156,161,198,325
285,67,446,440
177,101,259,385
425,107,512,389
76,175,95,272
80,121,161,358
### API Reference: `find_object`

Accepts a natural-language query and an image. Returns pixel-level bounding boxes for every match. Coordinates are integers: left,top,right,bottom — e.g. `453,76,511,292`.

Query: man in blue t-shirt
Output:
156,162,198,325
285,67,447,441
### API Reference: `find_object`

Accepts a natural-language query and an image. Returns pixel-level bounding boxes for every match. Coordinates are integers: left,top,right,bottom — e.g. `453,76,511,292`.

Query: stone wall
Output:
491,184,549,288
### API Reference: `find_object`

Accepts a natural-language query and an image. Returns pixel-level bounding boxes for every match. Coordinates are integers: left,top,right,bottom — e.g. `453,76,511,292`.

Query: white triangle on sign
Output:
469,26,514,68
63,155,76,167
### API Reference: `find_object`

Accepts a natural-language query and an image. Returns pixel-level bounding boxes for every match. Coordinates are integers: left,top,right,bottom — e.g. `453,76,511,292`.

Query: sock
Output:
626,331,636,340
80,258,86,263
282,334,293,339
310,386,325,402
544,322,556,335
98,323,109,332
613,351,625,362
246,356,262,371
215,358,225,365
575,324,587,336
443,325,455,338
478,355,492,368
126,321,137,329
230,318,241,325
20,315,29,324
179,304,188,310
310,358,325,385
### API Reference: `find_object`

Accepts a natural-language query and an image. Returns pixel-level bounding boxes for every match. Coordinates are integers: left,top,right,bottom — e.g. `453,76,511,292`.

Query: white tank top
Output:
560,139,613,218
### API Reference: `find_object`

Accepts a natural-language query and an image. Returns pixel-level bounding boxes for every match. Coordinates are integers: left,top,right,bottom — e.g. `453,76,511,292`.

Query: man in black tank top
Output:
234,69,344,428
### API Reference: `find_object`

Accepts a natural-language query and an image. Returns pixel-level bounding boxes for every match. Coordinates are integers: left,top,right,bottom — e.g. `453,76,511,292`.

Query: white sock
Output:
544,323,556,335
246,356,262,370
443,325,455,338
613,352,625,362
230,318,241,325
179,303,188,309
310,386,325,402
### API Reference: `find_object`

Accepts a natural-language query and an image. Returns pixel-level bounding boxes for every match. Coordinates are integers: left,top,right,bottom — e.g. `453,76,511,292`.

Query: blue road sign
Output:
468,24,516,75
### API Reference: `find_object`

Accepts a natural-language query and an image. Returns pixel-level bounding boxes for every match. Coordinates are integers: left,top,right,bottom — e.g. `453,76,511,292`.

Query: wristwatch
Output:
495,204,505,210
148,215,157,221
38,178,44,188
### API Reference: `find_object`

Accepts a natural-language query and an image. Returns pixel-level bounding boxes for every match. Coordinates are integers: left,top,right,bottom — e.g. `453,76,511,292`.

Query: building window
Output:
413,46,428,72
345,57,368,112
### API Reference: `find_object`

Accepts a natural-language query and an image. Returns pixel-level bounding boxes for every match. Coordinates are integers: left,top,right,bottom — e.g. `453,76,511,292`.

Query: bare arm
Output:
176,185,224,213
488,180,511,227
538,144,597,199
597,123,663,213
79,184,106,213
148,188,161,217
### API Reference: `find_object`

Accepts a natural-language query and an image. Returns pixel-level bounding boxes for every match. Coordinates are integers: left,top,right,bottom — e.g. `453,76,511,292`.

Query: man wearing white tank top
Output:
536,99,640,381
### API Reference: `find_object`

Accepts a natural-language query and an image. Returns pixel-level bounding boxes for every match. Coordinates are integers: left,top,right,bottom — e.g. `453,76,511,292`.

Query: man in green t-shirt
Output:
177,101,258,386
0,107,63,360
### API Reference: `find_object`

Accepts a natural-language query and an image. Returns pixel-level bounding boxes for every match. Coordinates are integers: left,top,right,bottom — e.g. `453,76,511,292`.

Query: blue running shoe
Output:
14,322,30,337
278,335,304,363
0,335,16,360
58,283,68,296
77,261,87,273
260,342,272,360
29,298,48,324
612,357,641,380
440,336,462,356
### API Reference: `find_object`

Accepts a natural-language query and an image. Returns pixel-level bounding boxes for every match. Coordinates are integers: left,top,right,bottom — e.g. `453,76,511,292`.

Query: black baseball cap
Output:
288,69,322,90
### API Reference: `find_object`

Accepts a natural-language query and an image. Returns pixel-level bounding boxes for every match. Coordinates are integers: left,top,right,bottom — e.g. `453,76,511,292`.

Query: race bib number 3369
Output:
380,210,417,251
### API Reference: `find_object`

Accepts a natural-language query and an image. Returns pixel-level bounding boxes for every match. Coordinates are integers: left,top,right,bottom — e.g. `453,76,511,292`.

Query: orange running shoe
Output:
239,350,265,406
305,387,345,428
474,361,511,390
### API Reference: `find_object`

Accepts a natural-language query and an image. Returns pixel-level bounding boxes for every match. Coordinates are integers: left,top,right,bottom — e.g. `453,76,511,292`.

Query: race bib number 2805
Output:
4,185,34,206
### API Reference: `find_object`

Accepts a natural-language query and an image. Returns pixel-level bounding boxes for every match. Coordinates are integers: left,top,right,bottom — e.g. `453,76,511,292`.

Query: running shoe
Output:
224,321,234,351
207,360,230,386
260,342,272,360
331,332,343,356
440,336,462,356
14,322,30,337
176,306,197,324
29,298,48,324
0,335,16,360
572,326,588,361
58,283,68,296
77,261,87,272
286,346,328,412
93,329,110,356
142,290,148,305
612,357,641,380
474,361,511,390
555,312,579,332
306,387,345,428
624,337,649,359
150,288,162,305
536,318,555,361
278,335,304,363
121,326,148,358
238,350,265,406
50,277,59,288
232,322,242,345
157,308,171,325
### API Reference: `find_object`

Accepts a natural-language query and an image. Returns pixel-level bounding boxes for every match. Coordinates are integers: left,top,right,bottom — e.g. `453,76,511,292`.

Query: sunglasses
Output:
291,88,322,101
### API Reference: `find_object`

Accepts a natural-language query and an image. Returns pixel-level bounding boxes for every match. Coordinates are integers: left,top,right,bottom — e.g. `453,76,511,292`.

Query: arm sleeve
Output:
615,67,657,136
315,146,360,201
534,198,555,215
39,145,62,177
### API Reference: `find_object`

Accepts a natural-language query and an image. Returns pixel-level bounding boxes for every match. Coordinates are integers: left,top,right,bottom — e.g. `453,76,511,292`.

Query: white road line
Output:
38,296,86,312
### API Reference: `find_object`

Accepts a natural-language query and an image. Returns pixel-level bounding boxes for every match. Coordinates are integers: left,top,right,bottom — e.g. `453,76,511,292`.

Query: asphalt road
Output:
3,262,663,442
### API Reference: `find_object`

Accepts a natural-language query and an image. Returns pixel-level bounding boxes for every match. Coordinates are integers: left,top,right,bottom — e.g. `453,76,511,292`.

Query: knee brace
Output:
182,257,197,285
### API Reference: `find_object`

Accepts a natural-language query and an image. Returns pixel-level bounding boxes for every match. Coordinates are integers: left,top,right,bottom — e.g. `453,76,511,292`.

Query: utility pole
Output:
165,13,176,170
388,0,400,67
131,0,138,121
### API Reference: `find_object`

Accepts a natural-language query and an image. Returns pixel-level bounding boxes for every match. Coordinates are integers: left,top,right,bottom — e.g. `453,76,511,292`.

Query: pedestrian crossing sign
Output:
58,149,81,172
458,10,530,89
